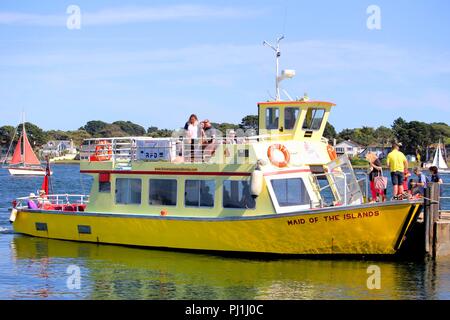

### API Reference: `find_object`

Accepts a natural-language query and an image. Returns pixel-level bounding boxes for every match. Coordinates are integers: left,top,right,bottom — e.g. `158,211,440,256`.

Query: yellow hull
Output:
12,202,421,255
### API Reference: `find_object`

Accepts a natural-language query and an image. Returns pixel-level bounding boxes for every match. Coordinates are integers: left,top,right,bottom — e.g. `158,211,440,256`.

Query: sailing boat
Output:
4,120,50,176
427,139,449,174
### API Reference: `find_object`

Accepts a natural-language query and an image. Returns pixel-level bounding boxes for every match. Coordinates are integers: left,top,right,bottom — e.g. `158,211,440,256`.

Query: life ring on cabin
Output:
267,144,290,168
327,144,337,161
90,140,113,162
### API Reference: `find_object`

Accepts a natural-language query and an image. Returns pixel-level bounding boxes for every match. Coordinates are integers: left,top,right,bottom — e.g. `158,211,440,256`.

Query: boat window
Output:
99,181,111,193
284,108,299,130
265,108,279,130
185,180,215,207
223,180,256,209
271,178,310,207
115,178,142,205
302,108,325,131
149,179,177,206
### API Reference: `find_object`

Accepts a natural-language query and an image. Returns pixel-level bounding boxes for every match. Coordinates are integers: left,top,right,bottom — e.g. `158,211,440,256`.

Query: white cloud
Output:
0,5,264,27
2,40,449,82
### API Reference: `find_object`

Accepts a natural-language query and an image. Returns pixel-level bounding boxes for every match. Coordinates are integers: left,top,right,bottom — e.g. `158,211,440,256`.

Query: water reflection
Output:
9,235,450,300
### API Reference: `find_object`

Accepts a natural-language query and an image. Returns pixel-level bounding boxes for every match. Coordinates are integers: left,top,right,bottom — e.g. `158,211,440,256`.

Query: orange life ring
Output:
267,144,290,168
327,144,337,161
90,140,112,161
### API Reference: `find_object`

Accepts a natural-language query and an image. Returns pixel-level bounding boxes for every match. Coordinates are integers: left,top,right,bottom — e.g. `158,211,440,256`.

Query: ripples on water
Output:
0,165,449,300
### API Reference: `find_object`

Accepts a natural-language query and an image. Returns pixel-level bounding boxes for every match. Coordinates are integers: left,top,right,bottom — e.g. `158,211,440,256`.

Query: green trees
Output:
113,121,146,136
240,115,259,131
82,120,146,138
147,127,173,138
323,122,337,140
0,126,16,146
335,125,395,148
17,122,47,146
374,126,395,146
392,118,437,157
82,120,108,136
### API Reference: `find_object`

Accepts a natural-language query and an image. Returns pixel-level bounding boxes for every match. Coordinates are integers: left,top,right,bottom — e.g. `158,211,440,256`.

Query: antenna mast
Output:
263,36,296,101
263,35,284,101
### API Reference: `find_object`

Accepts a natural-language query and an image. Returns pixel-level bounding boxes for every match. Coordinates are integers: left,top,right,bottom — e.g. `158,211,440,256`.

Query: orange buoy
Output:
327,144,337,161
267,144,290,168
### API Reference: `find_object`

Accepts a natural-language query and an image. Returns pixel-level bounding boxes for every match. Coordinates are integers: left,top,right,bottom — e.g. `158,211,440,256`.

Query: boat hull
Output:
8,167,50,176
12,202,422,255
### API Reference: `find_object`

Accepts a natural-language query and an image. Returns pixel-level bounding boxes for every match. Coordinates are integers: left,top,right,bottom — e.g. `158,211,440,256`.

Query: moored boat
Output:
10,39,423,256
3,117,51,176
424,140,449,174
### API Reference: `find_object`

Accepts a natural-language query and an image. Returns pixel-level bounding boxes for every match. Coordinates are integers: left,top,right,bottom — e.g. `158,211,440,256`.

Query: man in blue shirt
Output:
413,167,429,195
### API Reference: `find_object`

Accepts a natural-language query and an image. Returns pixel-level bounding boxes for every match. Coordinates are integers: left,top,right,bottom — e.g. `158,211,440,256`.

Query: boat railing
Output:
355,172,370,201
15,194,90,211
309,171,365,208
80,134,292,165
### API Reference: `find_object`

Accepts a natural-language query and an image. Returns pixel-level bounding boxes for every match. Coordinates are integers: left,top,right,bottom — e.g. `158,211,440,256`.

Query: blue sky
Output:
0,0,449,132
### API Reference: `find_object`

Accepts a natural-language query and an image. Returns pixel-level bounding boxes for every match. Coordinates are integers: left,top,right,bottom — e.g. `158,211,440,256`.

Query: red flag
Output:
41,159,51,195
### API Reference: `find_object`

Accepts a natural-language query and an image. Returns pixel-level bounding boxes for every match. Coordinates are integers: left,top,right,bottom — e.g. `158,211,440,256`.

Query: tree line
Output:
324,118,450,157
0,116,260,150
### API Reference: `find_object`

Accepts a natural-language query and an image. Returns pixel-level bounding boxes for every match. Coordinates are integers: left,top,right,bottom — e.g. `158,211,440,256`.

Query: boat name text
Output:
287,210,380,226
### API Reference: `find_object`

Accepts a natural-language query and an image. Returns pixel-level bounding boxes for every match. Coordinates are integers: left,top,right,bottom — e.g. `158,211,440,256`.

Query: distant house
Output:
335,140,364,158
41,140,77,158
359,144,392,160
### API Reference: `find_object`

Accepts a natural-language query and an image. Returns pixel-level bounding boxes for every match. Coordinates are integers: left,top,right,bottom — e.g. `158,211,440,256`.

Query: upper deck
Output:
80,99,336,172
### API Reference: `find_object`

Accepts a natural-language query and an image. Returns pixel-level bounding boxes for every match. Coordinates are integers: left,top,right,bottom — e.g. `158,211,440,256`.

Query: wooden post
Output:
424,183,441,258
431,183,440,258
424,186,431,255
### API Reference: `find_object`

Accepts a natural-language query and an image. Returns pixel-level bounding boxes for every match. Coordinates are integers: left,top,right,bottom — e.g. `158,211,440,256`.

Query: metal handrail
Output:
16,194,89,207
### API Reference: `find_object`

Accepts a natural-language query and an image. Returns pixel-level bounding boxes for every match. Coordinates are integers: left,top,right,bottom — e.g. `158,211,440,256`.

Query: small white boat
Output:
3,118,52,176
425,140,449,174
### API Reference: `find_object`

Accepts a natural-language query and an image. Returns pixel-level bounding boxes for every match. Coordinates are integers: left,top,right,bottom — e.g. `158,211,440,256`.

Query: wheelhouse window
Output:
265,108,279,130
270,178,310,207
185,180,215,207
284,108,299,130
115,178,142,205
302,108,325,131
223,180,256,209
149,179,177,206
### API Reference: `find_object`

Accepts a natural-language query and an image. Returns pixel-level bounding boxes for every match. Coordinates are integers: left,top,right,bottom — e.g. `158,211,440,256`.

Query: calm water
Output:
0,165,449,300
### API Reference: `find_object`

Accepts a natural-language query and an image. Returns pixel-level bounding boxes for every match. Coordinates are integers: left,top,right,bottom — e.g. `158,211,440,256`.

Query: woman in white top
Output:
184,114,200,139
184,114,200,161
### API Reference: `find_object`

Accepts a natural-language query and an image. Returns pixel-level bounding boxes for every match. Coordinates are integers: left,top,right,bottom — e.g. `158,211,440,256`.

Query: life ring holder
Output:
267,144,290,168
327,144,337,161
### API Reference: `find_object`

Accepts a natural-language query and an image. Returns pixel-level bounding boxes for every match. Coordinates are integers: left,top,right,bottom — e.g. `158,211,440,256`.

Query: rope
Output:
2,126,18,164
421,196,440,204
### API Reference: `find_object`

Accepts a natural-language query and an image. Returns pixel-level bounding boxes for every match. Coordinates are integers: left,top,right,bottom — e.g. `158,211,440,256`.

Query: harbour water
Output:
0,165,449,300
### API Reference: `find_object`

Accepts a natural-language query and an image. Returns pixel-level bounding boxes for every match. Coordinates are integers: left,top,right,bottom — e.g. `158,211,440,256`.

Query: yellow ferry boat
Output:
10,38,422,256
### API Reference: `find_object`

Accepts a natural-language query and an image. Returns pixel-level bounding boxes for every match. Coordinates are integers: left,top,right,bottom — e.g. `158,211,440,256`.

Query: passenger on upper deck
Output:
184,114,201,162
184,114,201,140
226,129,237,144
201,119,216,144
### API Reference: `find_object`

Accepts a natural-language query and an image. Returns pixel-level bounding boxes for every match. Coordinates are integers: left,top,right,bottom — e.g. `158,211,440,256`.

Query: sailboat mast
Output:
22,112,25,165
